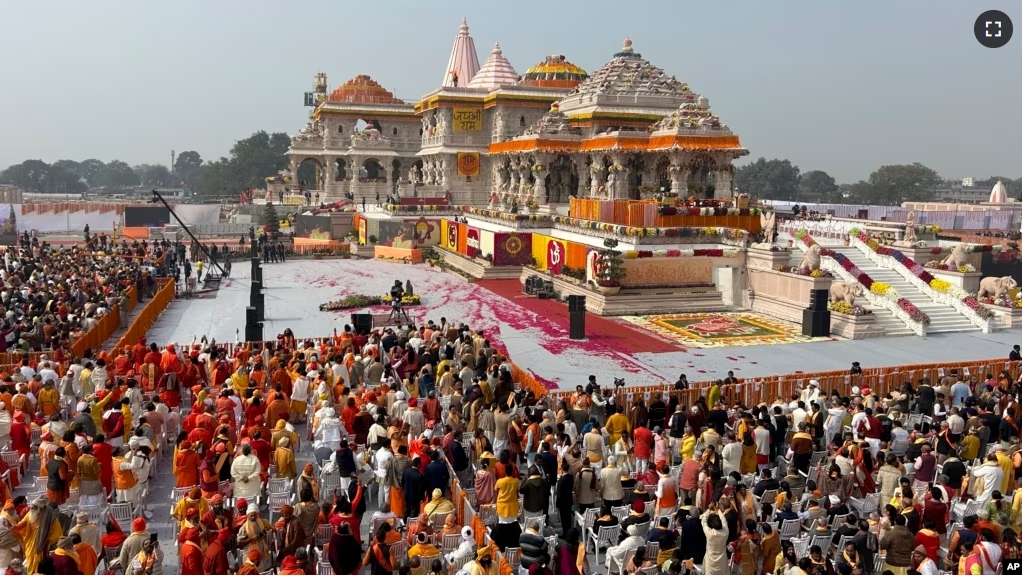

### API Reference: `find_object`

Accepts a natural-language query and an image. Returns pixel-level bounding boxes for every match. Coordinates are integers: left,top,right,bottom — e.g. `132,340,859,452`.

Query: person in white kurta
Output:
701,509,730,576
314,409,343,452
230,445,262,501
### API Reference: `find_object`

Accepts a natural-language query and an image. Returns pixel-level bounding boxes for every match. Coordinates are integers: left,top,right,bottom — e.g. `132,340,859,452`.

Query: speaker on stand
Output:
567,295,586,340
802,288,831,337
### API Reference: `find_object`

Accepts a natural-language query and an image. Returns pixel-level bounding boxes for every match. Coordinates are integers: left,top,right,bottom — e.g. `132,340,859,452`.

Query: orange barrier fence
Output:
71,304,121,358
373,246,423,263
120,227,150,239
292,241,349,255
109,279,176,356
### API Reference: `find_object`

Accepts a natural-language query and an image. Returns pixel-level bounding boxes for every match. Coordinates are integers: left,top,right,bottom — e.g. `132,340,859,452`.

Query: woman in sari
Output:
852,442,876,497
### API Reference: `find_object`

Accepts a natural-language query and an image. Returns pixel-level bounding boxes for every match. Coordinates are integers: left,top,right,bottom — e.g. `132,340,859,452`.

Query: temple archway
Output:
626,155,645,200
361,158,385,181
296,157,324,189
654,156,671,193
334,158,347,181
688,154,717,199
545,154,576,203
391,159,402,184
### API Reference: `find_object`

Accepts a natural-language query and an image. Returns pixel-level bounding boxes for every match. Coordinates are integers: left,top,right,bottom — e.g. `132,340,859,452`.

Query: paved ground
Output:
145,258,1022,388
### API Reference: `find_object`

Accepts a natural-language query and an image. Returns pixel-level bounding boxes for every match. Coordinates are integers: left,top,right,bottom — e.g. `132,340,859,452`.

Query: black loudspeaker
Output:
245,306,262,342
569,309,585,340
802,308,831,337
808,289,829,311
567,295,586,312
351,313,373,333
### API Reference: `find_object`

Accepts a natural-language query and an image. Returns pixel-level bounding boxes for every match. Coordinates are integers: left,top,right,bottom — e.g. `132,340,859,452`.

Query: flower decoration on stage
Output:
896,298,930,325
530,165,545,172
622,248,736,259
852,230,991,321
607,164,624,174
828,301,873,316
503,234,524,255
319,293,421,311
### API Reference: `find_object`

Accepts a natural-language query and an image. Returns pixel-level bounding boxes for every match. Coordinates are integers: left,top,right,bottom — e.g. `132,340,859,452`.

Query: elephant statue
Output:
830,282,864,305
798,244,821,272
941,244,970,269
977,275,1018,299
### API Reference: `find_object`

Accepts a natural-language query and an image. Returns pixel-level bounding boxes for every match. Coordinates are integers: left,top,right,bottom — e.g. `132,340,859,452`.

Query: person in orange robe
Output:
72,533,98,575
203,529,232,575
250,364,266,391
279,554,305,575
174,441,201,487
160,344,182,378
59,431,81,489
131,339,148,372
272,366,293,398
264,392,290,430
113,348,133,377
138,361,160,394
10,411,30,464
179,527,204,575
236,549,262,575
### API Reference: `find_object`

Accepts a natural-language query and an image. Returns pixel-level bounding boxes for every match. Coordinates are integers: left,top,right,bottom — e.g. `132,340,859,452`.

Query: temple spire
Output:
442,18,480,88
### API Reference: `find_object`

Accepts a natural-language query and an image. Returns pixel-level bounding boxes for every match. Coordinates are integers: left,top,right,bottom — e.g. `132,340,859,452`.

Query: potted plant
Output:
595,238,626,295
368,235,378,245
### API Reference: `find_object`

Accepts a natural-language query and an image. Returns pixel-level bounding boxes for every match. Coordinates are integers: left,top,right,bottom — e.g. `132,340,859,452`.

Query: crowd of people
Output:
0,303,1021,575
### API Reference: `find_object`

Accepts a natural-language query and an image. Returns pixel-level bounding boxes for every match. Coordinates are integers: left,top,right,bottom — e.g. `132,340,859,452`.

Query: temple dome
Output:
522,102,582,137
520,55,588,89
326,75,405,105
651,96,733,134
568,38,692,99
990,180,1009,203
467,42,519,90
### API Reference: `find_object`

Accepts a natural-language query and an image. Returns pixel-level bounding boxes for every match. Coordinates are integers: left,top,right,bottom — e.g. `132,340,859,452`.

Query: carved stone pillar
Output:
533,153,552,211
518,157,532,197
440,157,450,188
608,154,628,200
715,168,733,200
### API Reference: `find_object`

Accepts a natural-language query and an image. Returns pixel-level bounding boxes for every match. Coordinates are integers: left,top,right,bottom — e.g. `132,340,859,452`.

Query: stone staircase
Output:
839,248,980,334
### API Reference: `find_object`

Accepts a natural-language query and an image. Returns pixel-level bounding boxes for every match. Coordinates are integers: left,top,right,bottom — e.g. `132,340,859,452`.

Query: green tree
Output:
51,159,81,176
0,160,52,192
867,163,941,205
263,202,280,232
133,164,175,187
229,131,291,190
95,160,139,189
196,157,233,199
845,181,874,204
799,170,840,203
173,151,204,185
42,165,87,195
77,159,106,186
734,158,802,201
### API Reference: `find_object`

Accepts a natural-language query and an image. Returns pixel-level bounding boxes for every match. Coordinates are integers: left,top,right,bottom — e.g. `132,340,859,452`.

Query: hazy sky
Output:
3,1,1018,183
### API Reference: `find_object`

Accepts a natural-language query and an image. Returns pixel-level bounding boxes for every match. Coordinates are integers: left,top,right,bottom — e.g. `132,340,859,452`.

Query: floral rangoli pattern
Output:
620,312,835,348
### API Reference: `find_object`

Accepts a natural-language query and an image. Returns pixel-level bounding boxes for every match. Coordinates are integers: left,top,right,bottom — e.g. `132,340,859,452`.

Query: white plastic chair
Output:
587,524,620,554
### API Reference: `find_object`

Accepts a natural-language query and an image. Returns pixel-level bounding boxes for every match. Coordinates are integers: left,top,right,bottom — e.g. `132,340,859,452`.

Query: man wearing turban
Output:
236,504,271,572
179,525,204,575
236,548,262,575
202,528,231,575
273,504,304,562
14,498,61,574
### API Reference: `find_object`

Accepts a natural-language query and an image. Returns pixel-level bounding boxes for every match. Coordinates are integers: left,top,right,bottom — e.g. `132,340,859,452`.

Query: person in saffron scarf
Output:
179,528,203,575
236,548,262,575
236,504,272,572
101,518,127,552
48,536,81,574
273,505,305,563
296,463,320,502
13,497,61,574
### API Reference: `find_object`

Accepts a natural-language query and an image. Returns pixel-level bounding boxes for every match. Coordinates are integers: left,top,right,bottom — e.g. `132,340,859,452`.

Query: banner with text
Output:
457,152,480,177
452,108,482,131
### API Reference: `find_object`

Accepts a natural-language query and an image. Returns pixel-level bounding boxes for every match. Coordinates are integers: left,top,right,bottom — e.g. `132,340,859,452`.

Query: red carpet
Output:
475,279,684,355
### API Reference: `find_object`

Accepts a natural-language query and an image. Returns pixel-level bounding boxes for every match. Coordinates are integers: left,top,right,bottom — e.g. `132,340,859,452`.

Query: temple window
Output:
519,116,526,127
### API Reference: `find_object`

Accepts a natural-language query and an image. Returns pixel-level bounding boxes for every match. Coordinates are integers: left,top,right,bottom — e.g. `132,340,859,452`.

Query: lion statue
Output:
830,282,864,305
798,244,821,272
977,275,1018,300
941,244,970,269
